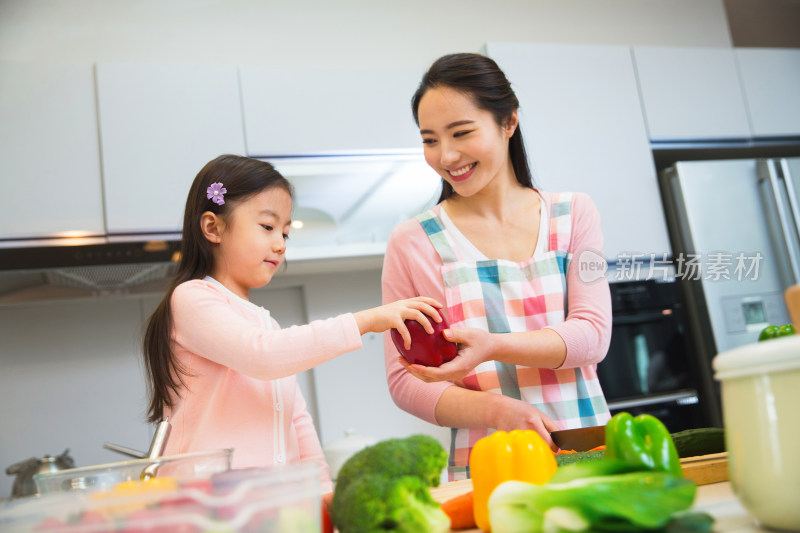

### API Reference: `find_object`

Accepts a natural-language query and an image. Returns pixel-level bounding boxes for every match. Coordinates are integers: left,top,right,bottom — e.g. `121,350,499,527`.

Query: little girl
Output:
142,154,441,493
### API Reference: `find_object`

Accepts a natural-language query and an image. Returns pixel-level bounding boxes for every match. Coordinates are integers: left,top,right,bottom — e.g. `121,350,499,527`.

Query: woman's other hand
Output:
493,396,560,451
399,327,494,382
354,296,442,348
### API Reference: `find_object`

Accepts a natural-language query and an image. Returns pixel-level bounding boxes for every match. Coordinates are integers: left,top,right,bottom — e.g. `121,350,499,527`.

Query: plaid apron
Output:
417,193,610,480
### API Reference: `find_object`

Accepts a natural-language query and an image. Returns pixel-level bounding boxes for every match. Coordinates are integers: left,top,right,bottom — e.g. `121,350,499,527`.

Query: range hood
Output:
266,153,440,255
0,153,441,302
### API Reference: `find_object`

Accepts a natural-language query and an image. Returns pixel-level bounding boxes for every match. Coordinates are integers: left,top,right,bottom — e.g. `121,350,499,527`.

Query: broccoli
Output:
332,474,450,533
330,434,449,533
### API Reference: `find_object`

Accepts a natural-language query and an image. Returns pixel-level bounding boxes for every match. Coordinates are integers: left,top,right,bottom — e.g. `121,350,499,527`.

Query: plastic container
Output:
323,429,377,481
0,462,321,532
713,335,800,531
34,448,232,495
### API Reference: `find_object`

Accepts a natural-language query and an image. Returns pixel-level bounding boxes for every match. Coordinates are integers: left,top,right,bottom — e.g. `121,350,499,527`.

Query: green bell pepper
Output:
604,413,683,477
758,323,797,342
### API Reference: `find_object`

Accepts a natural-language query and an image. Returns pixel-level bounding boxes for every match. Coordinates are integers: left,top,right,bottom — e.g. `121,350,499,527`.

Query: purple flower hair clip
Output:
207,182,227,206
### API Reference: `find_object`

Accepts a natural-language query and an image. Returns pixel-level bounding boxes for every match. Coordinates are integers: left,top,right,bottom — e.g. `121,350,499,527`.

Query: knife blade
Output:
550,425,606,452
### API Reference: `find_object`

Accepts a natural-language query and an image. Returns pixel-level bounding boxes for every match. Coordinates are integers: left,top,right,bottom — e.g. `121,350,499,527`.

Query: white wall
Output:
0,298,150,497
0,0,732,68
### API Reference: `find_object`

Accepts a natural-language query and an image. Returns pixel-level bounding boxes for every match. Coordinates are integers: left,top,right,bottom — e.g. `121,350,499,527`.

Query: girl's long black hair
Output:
142,154,293,423
411,53,535,202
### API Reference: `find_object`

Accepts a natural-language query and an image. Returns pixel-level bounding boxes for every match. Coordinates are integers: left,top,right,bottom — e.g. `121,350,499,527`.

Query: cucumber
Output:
670,427,726,458
553,427,725,465
554,449,606,466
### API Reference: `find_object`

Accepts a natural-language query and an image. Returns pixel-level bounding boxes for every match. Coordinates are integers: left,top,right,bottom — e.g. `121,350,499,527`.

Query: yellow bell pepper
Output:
469,429,557,531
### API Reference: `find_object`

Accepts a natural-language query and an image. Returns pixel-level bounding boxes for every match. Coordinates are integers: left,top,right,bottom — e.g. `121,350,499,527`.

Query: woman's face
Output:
417,86,517,198
208,187,292,299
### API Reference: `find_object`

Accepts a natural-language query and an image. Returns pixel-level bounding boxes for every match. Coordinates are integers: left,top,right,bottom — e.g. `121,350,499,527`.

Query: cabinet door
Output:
96,63,246,234
240,66,422,156
633,46,751,141
0,62,104,239
736,48,800,137
485,43,670,261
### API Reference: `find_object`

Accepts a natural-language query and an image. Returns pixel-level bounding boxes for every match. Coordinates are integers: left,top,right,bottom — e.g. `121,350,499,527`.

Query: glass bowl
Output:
33,448,233,495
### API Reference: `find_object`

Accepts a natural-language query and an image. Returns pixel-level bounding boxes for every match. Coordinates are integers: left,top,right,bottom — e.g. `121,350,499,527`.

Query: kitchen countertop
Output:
430,479,770,532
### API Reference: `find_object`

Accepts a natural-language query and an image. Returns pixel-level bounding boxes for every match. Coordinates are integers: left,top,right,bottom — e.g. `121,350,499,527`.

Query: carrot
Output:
554,445,606,454
440,490,476,530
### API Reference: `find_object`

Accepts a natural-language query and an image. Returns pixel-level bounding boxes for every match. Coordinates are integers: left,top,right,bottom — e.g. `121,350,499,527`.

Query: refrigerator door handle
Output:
762,159,800,285
780,158,800,241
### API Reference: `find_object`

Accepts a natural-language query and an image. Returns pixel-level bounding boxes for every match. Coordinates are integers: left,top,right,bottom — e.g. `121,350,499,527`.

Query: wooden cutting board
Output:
680,452,729,485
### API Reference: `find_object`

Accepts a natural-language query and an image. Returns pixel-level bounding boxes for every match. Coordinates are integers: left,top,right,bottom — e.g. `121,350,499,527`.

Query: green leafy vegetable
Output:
549,458,647,484
488,471,697,533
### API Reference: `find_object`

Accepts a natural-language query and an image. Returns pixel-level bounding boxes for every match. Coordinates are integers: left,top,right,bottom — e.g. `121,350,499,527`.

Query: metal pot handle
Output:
5,458,38,476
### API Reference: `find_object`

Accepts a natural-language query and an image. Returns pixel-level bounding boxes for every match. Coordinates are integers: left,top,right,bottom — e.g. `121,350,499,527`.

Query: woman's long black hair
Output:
411,53,534,202
142,154,293,423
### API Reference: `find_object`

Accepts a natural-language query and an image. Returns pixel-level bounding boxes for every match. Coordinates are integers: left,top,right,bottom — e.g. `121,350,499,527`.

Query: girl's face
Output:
207,187,292,299
417,86,517,198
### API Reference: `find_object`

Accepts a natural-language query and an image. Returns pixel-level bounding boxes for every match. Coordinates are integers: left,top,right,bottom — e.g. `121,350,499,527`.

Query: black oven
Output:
597,279,709,432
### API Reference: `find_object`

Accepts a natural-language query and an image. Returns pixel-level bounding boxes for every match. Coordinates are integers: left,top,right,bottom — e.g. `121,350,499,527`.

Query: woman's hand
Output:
354,296,443,349
492,396,560,451
399,327,495,382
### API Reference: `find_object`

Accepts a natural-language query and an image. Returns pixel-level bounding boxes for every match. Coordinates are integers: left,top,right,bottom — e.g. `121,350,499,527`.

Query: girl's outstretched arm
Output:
172,281,443,382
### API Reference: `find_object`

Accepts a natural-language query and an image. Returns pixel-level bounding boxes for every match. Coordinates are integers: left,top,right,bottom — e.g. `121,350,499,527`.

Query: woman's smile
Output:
448,162,477,181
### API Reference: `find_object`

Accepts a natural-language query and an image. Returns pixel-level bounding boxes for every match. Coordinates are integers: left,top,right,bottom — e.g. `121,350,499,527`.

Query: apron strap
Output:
415,210,461,265
547,192,575,252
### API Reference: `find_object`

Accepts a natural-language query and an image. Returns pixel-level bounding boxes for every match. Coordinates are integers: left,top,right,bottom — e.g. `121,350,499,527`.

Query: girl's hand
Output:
400,327,494,382
354,297,442,349
492,396,560,451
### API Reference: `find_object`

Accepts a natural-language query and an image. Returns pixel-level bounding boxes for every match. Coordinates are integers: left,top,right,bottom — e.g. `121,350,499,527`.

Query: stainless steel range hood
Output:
0,237,182,303
265,152,440,254
0,153,441,302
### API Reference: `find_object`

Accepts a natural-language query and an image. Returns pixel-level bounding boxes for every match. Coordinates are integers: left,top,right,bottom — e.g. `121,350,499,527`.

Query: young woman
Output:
143,154,442,493
381,53,613,480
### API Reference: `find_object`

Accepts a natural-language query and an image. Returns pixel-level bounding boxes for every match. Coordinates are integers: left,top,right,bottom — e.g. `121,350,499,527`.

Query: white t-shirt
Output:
438,191,549,261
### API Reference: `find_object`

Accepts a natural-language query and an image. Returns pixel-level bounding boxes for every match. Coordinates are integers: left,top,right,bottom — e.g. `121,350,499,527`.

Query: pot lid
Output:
713,335,800,381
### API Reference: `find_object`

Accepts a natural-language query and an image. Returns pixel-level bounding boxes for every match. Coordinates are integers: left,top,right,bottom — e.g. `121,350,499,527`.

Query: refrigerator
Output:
659,157,800,427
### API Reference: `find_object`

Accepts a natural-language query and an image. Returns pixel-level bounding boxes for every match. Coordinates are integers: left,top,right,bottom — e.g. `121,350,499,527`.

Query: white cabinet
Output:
239,66,423,156
0,62,105,239
484,43,671,261
735,48,800,138
96,63,246,234
633,47,751,141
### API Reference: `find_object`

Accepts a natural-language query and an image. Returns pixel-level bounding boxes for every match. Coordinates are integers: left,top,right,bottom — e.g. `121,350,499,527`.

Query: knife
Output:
550,425,606,452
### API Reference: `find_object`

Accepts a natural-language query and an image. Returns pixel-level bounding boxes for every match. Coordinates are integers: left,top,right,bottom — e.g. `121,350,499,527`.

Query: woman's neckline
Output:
438,189,547,262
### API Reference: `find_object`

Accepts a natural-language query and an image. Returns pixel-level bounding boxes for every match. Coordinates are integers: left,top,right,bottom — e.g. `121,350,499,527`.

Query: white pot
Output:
323,430,377,482
713,335,800,531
